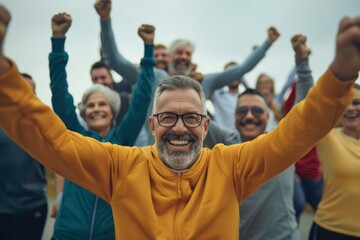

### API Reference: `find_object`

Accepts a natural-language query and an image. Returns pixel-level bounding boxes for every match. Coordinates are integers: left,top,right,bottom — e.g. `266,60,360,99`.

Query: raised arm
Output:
0,5,125,202
0,5,10,73
330,17,360,80
49,13,86,134
294,17,360,102
274,67,297,108
95,0,139,84
113,24,156,145
202,27,280,98
291,34,314,104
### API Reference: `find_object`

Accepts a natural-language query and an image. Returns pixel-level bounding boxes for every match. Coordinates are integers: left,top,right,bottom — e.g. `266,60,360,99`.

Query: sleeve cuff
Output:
140,44,156,65
144,44,154,58
100,18,112,33
51,38,66,53
318,68,357,99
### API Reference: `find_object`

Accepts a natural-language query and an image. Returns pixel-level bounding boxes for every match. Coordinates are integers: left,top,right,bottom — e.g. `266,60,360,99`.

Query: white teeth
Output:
344,113,360,119
243,123,257,128
91,114,105,120
169,140,189,146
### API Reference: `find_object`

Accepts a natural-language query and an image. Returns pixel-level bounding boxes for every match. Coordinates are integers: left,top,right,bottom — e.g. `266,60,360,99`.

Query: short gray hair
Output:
78,84,121,127
152,75,207,114
168,39,195,55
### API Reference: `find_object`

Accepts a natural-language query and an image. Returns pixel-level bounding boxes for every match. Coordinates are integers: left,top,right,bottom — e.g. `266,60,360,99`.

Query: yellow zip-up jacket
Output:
0,61,355,239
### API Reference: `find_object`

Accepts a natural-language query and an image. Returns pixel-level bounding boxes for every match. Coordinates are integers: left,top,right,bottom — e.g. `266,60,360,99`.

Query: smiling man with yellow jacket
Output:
0,5,359,239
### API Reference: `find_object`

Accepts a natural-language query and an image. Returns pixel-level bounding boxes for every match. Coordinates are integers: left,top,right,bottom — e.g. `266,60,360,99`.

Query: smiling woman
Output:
78,84,120,137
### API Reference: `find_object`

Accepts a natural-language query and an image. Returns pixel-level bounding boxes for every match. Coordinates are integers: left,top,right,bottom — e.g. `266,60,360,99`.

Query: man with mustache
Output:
204,87,300,239
0,4,360,239
235,88,300,240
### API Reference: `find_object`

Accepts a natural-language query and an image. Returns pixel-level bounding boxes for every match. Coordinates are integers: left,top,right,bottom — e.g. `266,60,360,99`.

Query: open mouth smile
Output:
168,139,190,146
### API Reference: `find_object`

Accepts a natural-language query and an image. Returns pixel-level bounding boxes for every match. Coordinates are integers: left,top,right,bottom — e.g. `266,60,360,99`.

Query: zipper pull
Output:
176,173,182,198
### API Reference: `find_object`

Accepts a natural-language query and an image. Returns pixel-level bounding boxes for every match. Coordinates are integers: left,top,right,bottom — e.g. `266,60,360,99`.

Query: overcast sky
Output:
2,0,360,106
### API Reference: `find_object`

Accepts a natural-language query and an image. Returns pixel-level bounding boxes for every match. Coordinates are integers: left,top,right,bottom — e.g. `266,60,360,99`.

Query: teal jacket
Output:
49,37,155,239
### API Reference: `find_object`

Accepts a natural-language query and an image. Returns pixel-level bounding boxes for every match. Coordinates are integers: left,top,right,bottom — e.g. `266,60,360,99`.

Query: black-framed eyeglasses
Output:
352,99,360,106
235,106,265,118
153,112,207,128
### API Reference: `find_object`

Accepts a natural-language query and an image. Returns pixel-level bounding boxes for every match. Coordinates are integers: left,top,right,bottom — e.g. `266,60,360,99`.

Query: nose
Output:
243,109,256,119
345,105,356,114
92,104,101,112
179,52,189,60
171,117,188,133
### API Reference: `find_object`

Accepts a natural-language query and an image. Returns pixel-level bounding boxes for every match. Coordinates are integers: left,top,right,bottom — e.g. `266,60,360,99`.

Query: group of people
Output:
0,1,359,240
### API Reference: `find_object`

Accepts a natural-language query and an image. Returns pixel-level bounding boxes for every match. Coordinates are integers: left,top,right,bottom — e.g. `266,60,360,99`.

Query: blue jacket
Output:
49,37,155,239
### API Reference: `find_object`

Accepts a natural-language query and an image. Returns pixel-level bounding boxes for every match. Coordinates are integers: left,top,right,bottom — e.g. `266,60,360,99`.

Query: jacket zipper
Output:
89,196,99,240
173,172,183,240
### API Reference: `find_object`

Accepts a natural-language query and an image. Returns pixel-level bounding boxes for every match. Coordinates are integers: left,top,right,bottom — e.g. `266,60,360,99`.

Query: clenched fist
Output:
0,5,11,55
291,34,311,59
52,13,72,38
94,0,111,21
138,24,155,44
331,16,360,81
267,26,280,43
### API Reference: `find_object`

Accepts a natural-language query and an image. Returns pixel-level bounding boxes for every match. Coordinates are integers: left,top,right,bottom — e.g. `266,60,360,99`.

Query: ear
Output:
264,110,270,122
149,116,156,137
202,117,210,140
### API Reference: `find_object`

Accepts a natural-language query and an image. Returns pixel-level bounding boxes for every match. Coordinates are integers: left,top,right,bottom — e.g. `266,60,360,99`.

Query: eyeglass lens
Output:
155,112,205,128
236,106,264,117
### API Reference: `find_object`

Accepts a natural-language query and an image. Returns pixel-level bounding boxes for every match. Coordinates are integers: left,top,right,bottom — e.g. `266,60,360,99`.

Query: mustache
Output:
240,119,262,126
162,133,197,142
172,61,191,70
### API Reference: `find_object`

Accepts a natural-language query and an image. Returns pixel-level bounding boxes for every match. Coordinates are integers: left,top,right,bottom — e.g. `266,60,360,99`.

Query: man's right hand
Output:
50,201,59,218
267,26,280,44
331,16,360,81
94,0,111,21
291,34,310,60
0,5,11,73
0,5,11,56
138,24,155,45
188,71,204,84
51,13,72,38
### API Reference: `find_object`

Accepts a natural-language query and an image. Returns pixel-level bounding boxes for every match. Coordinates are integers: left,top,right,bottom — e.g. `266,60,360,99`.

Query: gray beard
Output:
156,135,202,172
168,62,192,76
